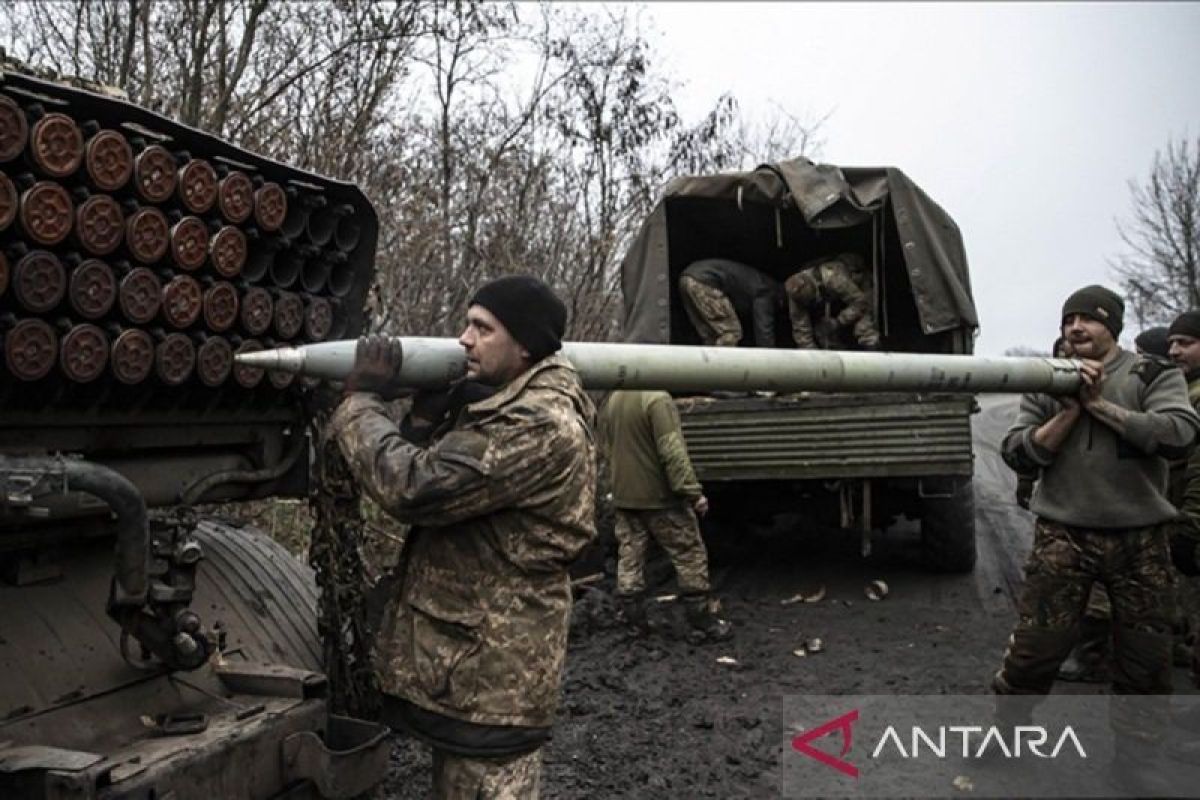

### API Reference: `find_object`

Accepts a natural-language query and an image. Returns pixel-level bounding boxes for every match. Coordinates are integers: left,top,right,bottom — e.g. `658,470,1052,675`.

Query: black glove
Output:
1014,477,1034,510
401,380,497,442
344,334,406,398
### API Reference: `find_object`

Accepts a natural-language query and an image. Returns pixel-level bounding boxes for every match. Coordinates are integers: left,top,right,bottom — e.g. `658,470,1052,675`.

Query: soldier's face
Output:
459,305,531,386
1169,334,1200,371
1061,313,1115,360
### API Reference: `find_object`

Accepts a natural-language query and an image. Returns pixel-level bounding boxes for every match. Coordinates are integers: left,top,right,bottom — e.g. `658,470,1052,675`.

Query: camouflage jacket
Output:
784,255,872,348
329,354,597,728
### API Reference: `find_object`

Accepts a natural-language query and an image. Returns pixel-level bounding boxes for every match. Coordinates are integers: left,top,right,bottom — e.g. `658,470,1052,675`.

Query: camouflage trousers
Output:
678,276,741,347
994,519,1175,738
431,747,542,800
614,506,710,596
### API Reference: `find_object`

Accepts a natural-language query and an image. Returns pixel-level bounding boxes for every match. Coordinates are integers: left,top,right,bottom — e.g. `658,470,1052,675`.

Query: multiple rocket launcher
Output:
0,92,357,394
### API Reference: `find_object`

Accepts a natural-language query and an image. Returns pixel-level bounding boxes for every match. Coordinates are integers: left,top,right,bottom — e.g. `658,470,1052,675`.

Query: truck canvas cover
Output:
620,157,977,345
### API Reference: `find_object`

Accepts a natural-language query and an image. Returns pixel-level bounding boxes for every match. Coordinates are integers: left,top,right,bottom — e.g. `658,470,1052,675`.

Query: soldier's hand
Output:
1076,359,1105,406
344,334,406,398
1014,478,1033,510
693,494,709,517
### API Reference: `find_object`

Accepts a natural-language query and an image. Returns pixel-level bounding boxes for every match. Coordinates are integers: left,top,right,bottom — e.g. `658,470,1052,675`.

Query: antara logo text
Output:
791,710,1087,777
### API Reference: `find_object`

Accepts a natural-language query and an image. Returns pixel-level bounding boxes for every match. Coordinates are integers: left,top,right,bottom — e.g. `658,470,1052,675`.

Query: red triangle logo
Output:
791,709,859,778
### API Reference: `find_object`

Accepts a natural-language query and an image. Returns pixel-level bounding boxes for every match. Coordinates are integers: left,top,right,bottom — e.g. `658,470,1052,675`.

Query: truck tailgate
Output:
677,393,974,481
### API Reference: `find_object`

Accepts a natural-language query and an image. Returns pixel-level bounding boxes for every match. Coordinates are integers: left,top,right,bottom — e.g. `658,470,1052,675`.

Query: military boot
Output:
682,594,733,643
617,591,650,635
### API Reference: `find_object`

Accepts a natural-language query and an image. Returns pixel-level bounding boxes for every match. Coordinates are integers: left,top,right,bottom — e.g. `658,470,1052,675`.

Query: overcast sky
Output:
641,2,1200,355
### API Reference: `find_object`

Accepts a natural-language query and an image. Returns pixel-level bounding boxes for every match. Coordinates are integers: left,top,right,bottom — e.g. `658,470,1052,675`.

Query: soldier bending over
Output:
784,252,880,350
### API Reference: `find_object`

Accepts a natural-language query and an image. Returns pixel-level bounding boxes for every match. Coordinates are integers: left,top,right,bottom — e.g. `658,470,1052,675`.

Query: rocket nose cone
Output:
234,349,285,369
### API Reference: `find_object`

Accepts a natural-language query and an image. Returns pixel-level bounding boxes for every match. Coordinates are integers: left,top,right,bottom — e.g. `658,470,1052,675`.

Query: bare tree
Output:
1112,136,1200,326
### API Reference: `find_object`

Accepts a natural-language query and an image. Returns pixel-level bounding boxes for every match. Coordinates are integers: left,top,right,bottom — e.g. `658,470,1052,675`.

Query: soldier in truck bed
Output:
677,258,784,348
784,252,880,350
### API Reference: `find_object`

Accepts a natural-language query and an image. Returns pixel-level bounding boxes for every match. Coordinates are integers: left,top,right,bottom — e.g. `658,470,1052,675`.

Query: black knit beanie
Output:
1134,326,1170,357
1061,285,1124,338
1168,311,1200,341
469,275,567,362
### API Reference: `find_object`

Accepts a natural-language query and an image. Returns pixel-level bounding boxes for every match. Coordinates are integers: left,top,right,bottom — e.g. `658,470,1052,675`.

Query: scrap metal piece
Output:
215,662,328,699
0,745,102,773
281,715,390,800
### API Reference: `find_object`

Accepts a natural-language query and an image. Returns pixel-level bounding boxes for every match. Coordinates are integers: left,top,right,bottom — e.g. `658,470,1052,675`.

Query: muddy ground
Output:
378,396,1198,798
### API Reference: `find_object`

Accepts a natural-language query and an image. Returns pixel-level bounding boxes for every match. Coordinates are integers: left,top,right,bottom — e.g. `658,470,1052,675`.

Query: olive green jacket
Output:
330,354,596,728
599,389,701,510
1003,349,1200,529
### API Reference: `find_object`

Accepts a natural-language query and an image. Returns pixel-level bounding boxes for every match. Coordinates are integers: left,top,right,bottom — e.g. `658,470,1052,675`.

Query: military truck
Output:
620,158,979,571
0,64,388,798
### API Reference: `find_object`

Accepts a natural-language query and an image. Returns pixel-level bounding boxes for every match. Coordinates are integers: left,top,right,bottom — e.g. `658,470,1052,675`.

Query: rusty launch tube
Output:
234,337,1085,395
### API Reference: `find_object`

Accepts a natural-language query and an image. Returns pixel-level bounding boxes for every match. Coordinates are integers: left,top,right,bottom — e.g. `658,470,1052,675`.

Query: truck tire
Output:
193,517,323,670
920,477,977,573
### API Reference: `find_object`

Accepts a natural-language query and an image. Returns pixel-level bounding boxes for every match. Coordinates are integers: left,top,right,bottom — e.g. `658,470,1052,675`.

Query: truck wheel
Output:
193,517,323,670
920,477,977,573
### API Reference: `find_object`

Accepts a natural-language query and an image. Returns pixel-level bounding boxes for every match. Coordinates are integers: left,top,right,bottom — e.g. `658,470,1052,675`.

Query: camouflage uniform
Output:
614,507,710,596
997,349,1199,745
330,353,596,794
432,749,542,800
677,259,782,348
599,390,727,639
678,276,742,347
784,253,880,350
1172,371,1200,683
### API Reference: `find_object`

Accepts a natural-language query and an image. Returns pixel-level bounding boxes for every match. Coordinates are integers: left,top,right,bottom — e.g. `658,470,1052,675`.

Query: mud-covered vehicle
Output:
0,65,386,798
620,158,979,571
